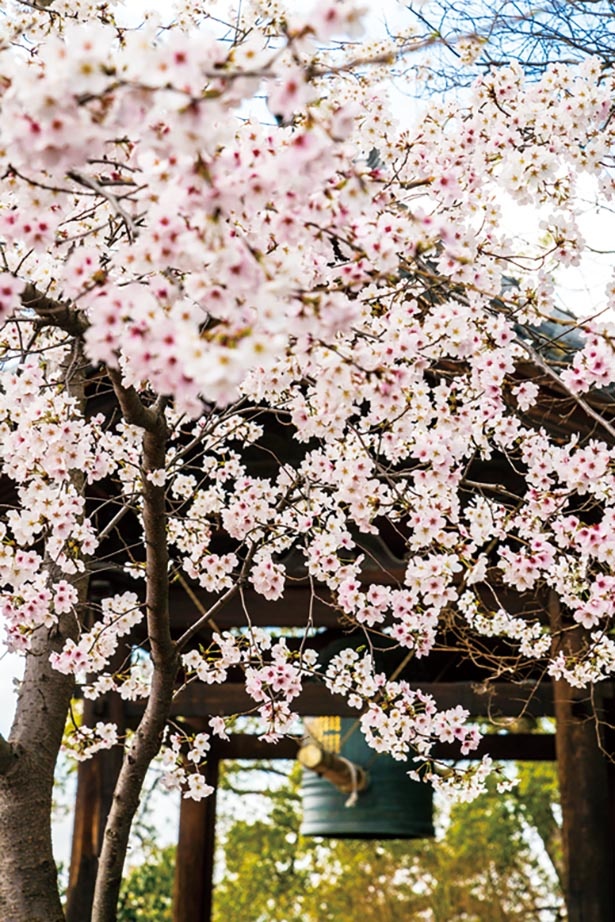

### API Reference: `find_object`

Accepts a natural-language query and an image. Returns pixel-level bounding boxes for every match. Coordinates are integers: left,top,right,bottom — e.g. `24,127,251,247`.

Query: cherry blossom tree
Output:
0,1,615,920
403,0,615,89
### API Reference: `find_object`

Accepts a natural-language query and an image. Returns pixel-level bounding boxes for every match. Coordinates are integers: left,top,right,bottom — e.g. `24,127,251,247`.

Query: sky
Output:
0,651,20,737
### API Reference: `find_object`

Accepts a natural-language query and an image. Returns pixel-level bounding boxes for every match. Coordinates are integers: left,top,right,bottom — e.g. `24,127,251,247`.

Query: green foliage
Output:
117,761,563,922
213,761,563,922
117,846,175,922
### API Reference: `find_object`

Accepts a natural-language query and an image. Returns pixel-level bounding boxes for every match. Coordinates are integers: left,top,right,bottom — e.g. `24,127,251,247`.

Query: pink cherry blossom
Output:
1,3,615,915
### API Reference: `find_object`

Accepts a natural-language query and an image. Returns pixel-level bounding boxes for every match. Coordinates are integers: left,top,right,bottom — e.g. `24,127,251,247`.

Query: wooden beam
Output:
168,584,343,631
204,732,555,762
165,580,543,633
434,732,555,762
125,679,556,721
298,742,369,793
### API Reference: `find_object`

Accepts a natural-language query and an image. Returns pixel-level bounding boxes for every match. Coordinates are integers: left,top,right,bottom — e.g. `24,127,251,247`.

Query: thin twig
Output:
67,170,138,242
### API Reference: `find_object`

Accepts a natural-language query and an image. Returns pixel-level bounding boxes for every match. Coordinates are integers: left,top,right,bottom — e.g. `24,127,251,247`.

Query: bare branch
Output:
516,337,615,443
67,170,139,243
92,400,178,922
175,579,240,652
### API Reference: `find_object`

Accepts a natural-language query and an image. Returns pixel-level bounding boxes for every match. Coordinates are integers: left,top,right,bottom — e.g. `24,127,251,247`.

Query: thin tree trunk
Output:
91,401,179,922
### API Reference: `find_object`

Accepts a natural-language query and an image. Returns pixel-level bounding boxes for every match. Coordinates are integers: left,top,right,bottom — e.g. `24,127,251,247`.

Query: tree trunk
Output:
91,404,178,922
0,613,79,922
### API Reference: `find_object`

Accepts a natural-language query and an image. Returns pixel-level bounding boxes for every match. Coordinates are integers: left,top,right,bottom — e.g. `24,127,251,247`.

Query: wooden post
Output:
173,754,219,922
65,690,125,922
550,593,615,922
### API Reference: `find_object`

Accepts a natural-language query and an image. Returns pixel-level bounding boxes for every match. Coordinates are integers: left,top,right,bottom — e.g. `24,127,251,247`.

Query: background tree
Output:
216,763,564,922
118,760,564,922
402,0,615,89
117,847,174,922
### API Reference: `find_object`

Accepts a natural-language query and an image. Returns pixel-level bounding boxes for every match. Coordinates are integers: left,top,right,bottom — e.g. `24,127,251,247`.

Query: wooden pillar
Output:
550,594,615,922
65,690,125,922
173,754,219,922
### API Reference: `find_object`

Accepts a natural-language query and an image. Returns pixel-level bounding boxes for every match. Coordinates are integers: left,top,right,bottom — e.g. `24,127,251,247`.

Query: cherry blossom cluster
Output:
63,721,119,763
50,592,143,678
548,632,615,688
561,330,615,394
419,754,497,804
160,718,230,800
1,0,615,802
324,647,480,761
182,632,318,741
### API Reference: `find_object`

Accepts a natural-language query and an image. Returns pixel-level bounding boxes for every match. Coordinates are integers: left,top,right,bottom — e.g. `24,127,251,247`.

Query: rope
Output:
340,755,361,807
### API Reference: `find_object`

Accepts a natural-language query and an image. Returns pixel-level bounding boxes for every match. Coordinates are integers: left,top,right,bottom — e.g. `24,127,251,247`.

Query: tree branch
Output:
21,282,88,336
67,170,139,243
516,337,615,443
176,481,298,650
175,579,241,652
107,367,161,432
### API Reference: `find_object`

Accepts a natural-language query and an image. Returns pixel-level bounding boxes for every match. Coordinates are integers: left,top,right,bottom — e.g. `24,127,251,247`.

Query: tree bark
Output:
0,610,80,922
